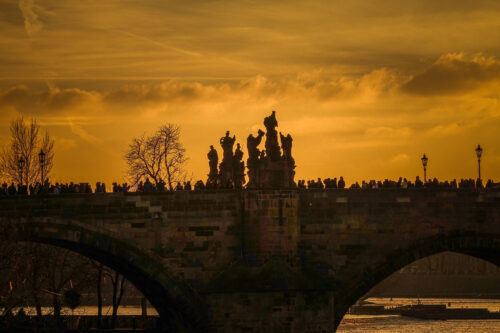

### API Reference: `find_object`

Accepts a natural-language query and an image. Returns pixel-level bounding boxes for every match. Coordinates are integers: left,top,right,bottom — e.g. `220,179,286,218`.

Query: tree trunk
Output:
111,273,126,329
166,165,173,191
111,272,119,329
32,293,42,331
52,294,61,317
31,249,43,318
34,294,42,317
96,264,103,328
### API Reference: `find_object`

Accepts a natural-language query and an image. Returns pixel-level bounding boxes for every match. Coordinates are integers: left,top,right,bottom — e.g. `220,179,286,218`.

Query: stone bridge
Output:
0,188,499,332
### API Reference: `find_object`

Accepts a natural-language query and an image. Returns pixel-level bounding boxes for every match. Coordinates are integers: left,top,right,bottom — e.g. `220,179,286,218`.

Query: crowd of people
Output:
298,177,498,190
0,176,498,196
0,177,198,196
0,181,94,196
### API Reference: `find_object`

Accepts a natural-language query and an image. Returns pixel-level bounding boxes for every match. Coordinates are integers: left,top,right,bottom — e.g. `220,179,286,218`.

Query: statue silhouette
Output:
264,111,281,161
233,143,245,188
219,131,236,184
207,145,218,178
247,129,265,165
280,132,294,167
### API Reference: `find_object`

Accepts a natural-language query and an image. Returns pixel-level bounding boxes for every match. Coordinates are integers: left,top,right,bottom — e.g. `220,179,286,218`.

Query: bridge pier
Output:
206,290,334,333
204,190,335,332
242,190,300,266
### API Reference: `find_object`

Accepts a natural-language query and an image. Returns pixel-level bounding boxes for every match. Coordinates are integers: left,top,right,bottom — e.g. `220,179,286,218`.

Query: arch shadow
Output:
0,220,212,333
333,230,500,330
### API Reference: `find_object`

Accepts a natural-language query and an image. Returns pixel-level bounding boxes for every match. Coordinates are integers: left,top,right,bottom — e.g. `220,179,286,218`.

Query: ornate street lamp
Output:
421,154,428,182
475,144,483,181
38,149,46,184
18,156,25,186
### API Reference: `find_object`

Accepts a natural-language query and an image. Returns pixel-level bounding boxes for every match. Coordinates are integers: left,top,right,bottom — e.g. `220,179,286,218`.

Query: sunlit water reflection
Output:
338,298,500,332
21,305,158,316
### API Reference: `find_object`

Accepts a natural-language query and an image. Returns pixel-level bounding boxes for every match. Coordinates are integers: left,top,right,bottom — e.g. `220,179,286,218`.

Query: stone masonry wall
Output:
0,188,499,332
243,190,299,266
298,189,500,280
124,191,242,286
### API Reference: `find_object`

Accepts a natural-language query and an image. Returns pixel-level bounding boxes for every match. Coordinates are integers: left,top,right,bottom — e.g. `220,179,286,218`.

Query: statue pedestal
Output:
250,158,295,188
207,172,219,183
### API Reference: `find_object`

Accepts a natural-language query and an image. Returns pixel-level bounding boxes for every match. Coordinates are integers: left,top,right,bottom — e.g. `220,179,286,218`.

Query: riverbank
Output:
0,315,159,332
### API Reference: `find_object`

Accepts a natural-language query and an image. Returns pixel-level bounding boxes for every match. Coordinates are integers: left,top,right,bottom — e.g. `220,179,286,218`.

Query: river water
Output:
21,297,500,331
22,305,159,316
337,298,500,332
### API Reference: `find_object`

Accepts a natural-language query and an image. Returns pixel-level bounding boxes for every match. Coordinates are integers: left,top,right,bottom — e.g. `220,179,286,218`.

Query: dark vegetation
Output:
0,241,153,331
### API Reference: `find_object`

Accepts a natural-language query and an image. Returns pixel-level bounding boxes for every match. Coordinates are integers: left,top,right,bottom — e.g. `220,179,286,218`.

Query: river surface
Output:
22,305,159,316
21,297,500,332
337,298,500,332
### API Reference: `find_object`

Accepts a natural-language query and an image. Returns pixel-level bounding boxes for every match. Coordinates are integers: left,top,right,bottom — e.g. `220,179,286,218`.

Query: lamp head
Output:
475,144,483,159
421,154,428,167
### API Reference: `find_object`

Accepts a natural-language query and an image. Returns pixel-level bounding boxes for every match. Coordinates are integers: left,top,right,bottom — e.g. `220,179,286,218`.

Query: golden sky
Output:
1,0,499,186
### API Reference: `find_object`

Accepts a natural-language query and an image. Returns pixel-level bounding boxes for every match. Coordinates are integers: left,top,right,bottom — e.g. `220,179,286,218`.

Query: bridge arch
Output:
0,219,212,333
334,230,500,330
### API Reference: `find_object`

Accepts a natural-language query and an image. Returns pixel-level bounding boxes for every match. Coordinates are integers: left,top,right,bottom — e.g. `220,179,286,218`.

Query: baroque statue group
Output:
207,111,295,188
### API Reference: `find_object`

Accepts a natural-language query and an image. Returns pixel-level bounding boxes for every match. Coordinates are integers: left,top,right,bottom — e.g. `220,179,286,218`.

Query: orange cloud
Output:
401,53,500,95
0,68,401,118
0,85,99,115
18,0,43,37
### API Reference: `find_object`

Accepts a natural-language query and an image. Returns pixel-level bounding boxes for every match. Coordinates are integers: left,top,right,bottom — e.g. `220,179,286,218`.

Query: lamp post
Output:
18,156,25,186
38,149,46,185
421,154,428,183
475,144,483,181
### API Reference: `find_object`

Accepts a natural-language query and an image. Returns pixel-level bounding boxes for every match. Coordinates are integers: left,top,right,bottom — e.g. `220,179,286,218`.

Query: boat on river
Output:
398,304,500,320
349,300,500,320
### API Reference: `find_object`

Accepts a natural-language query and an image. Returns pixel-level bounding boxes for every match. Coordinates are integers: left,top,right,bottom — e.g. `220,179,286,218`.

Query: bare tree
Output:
0,117,54,185
0,242,94,323
125,134,163,186
89,260,130,329
0,242,46,318
158,124,187,190
125,124,188,189
22,243,45,318
90,261,104,328
15,244,93,318
0,241,26,316
105,270,126,329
